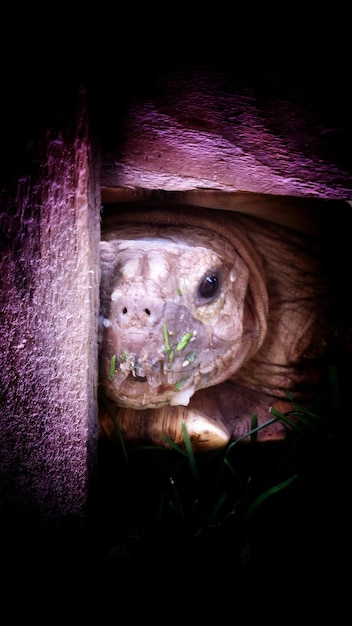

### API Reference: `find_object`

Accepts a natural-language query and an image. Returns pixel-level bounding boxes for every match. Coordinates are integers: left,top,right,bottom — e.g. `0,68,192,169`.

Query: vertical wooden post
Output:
0,84,100,526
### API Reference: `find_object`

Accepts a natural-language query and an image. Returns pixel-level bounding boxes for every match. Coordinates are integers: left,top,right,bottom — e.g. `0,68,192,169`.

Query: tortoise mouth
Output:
128,372,148,383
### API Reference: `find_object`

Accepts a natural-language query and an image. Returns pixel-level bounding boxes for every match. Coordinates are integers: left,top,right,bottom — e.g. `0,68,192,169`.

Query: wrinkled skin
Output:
100,225,266,407
99,204,336,451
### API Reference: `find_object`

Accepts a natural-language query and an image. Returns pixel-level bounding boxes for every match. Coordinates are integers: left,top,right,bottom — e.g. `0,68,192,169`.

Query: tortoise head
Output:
99,222,268,409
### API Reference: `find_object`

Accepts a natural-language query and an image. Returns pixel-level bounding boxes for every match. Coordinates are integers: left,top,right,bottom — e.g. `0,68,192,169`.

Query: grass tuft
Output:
96,362,345,585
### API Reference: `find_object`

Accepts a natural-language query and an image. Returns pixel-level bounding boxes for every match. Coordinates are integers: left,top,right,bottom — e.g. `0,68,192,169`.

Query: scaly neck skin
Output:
232,215,331,398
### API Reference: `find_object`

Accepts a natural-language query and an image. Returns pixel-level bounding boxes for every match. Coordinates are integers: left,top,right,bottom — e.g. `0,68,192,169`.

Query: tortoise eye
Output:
197,270,221,302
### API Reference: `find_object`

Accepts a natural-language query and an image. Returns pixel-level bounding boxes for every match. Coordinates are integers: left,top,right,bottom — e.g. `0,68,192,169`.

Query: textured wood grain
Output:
100,64,352,201
0,87,101,521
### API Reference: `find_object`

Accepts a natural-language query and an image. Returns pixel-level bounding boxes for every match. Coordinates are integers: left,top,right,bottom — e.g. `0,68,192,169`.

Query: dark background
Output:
1,9,350,618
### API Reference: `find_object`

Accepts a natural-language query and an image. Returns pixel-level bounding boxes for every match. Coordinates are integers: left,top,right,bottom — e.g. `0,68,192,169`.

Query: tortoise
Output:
98,195,349,451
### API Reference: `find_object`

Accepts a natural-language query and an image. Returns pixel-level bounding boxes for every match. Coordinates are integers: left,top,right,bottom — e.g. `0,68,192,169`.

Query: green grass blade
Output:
162,435,188,456
209,491,227,523
223,457,239,478
242,474,297,525
181,421,200,487
250,413,258,444
269,405,327,437
162,323,171,351
269,406,307,435
224,415,282,457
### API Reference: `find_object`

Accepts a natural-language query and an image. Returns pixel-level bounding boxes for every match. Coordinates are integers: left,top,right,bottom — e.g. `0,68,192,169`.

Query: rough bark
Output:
0,86,101,523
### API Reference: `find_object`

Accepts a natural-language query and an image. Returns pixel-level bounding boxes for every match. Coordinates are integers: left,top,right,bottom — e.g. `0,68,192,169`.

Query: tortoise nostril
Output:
121,306,151,316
